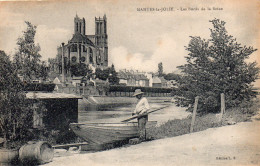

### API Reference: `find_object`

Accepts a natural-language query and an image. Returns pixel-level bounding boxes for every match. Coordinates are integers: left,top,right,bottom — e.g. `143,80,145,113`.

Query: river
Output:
78,101,190,126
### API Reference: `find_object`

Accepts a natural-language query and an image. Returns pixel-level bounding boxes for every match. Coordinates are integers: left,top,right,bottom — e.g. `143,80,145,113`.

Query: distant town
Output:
29,14,178,96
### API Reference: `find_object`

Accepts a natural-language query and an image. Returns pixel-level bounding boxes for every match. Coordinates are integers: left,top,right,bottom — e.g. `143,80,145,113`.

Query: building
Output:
151,76,169,88
152,76,162,88
160,77,168,88
52,14,108,77
118,69,149,87
145,72,154,87
26,92,82,131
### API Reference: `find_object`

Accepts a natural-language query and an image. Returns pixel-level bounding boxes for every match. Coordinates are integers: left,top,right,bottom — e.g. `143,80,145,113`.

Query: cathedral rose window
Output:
72,56,77,62
81,57,86,62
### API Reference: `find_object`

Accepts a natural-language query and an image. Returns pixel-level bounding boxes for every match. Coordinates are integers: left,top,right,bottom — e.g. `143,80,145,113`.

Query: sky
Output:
0,0,259,74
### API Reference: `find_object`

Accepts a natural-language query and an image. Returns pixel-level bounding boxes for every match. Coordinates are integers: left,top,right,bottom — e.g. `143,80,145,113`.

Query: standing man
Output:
132,89,150,142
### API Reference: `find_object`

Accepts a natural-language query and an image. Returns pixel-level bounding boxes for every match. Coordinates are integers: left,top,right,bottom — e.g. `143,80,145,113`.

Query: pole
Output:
61,43,65,84
190,96,199,133
220,93,225,121
121,105,170,122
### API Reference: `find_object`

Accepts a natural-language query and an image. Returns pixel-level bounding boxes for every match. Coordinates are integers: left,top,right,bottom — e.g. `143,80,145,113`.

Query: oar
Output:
121,105,171,122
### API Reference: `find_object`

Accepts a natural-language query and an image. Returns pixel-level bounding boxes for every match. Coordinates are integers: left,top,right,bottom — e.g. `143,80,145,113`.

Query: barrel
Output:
19,141,54,165
0,149,19,166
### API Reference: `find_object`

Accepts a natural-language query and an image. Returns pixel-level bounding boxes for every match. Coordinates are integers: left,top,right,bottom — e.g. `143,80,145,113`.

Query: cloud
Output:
0,8,25,56
110,33,187,73
0,9,70,61
35,25,71,61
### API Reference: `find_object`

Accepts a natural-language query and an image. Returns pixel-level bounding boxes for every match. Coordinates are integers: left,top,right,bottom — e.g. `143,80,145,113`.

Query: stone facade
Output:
118,69,149,87
56,14,108,76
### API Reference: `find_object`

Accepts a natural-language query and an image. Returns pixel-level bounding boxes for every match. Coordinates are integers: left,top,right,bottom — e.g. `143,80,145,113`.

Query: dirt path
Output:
46,120,260,166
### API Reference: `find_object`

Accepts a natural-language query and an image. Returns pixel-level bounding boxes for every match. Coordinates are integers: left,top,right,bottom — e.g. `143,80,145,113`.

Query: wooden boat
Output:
69,121,157,145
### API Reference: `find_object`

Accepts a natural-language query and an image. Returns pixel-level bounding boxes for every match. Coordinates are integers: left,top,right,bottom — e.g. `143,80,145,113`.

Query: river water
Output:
78,101,190,126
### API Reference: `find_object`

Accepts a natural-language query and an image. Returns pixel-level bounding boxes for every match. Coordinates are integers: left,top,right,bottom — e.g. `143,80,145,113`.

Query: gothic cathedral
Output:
57,14,108,75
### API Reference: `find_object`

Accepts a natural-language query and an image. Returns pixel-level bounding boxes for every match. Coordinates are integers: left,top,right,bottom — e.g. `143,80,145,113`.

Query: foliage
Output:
175,19,259,113
70,63,92,78
23,83,55,92
95,64,119,85
158,62,163,77
163,73,180,81
109,85,173,93
95,67,109,80
235,97,260,114
0,52,22,92
147,98,258,140
48,58,58,71
13,21,43,82
0,50,33,149
39,61,49,81
108,64,119,85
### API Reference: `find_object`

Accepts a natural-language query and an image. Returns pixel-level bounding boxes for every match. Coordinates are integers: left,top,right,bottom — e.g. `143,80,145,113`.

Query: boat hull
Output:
69,121,156,145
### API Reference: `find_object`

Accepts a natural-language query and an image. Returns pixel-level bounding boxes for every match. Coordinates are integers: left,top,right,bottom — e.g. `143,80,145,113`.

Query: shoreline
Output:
47,119,260,166
50,99,259,165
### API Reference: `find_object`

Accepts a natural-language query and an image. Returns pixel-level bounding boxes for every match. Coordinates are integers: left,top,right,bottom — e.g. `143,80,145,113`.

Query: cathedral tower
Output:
74,14,86,35
95,15,108,66
55,14,109,77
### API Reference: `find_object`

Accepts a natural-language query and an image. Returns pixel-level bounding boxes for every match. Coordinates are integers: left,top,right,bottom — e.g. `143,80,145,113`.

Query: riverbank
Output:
46,118,260,166
146,98,260,140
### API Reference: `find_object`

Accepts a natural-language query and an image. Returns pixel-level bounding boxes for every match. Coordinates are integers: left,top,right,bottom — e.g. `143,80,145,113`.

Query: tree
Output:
175,19,259,113
70,63,92,78
158,62,163,77
108,64,119,85
95,67,109,80
164,73,180,81
95,64,119,85
39,61,48,81
13,21,42,82
0,50,33,149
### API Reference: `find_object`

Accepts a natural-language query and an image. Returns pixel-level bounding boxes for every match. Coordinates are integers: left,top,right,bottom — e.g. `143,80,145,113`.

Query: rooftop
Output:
69,33,95,47
118,70,148,80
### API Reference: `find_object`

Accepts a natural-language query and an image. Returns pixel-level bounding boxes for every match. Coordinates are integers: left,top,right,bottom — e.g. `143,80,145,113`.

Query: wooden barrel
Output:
0,149,19,166
19,141,54,165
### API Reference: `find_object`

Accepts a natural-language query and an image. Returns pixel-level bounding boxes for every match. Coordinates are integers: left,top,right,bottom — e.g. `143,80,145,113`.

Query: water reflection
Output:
78,101,190,125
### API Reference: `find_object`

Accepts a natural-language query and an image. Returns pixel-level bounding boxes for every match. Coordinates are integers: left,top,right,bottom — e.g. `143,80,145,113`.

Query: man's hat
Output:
133,89,144,96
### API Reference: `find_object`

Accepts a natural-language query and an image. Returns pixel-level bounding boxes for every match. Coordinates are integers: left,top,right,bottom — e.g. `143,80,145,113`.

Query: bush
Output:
147,98,259,140
0,50,35,149
22,83,55,92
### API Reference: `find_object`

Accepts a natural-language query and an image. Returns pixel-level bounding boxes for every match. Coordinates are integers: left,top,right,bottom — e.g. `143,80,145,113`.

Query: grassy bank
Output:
147,98,260,140
33,98,259,152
